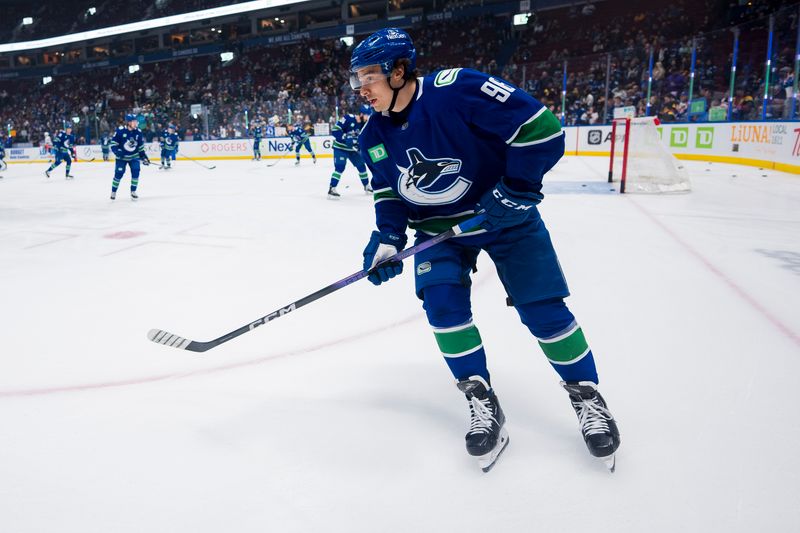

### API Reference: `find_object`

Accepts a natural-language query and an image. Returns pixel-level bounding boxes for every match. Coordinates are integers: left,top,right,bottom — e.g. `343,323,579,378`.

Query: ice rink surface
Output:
1,154,798,532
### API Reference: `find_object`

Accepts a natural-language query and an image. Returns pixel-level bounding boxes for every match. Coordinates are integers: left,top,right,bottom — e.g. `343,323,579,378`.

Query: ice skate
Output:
327,186,341,200
457,376,509,472
110,191,116,200
45,169,51,178
560,381,620,472
130,191,138,201
65,174,74,179
295,160,300,166
313,158,317,164
364,183,373,194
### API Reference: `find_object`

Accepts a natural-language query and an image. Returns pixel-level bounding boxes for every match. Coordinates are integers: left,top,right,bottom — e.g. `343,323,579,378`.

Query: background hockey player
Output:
0,140,6,173
351,28,620,472
100,133,111,162
110,113,150,200
328,111,370,198
287,122,316,166
45,124,76,179
159,124,179,169
43,132,53,161
250,120,263,161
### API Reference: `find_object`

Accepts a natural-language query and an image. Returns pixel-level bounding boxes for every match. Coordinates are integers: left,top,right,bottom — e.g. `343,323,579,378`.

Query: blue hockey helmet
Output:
125,113,136,122
168,123,176,130
349,28,416,90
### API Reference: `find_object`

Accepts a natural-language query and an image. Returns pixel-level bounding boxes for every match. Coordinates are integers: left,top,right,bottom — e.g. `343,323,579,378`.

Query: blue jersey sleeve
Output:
438,69,564,194
359,134,409,237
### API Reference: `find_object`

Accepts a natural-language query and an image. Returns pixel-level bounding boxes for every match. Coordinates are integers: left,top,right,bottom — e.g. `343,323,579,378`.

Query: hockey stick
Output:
148,214,486,352
179,152,216,170
265,147,296,167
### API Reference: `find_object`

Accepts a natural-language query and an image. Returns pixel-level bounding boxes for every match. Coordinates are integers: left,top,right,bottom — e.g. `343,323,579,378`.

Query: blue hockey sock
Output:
516,298,599,384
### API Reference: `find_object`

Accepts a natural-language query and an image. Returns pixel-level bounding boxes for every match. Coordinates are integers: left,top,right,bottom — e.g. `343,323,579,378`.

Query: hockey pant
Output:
330,148,368,188
294,139,315,160
415,216,599,386
112,159,141,193
48,152,72,174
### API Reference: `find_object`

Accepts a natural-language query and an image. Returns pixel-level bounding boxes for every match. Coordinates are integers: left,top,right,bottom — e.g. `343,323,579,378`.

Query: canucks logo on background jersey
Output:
396,148,471,206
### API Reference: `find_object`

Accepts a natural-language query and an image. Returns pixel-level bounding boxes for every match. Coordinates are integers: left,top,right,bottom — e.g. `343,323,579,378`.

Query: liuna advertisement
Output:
567,121,800,174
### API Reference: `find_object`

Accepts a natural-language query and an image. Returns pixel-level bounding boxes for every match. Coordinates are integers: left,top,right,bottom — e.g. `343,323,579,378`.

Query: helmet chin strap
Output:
387,77,408,112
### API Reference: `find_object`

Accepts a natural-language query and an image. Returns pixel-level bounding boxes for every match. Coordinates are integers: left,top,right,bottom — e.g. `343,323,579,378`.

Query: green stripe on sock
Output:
510,109,562,145
538,326,589,363
434,325,482,356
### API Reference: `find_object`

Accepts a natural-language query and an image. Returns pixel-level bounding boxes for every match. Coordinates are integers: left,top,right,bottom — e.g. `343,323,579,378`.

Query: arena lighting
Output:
22,17,33,25
513,13,531,25
128,64,140,73
87,7,96,16
220,51,234,62
42,76,52,85
1,0,308,53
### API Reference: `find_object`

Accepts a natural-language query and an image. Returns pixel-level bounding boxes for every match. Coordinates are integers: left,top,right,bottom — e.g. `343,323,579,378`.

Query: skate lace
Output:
468,396,497,435
573,397,612,437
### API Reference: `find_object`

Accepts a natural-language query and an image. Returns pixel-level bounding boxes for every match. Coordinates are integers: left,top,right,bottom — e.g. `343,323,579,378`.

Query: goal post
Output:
608,117,691,194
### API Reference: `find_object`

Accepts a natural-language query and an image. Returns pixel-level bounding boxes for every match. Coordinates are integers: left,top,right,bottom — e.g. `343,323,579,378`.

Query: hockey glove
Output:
362,231,408,286
476,178,543,231
140,154,151,166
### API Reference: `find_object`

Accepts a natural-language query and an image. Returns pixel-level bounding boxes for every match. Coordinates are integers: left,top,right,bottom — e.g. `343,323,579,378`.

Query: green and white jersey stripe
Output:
506,107,564,147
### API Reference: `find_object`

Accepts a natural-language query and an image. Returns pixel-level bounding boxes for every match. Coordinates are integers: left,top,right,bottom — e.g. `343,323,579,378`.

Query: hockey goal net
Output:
608,117,691,194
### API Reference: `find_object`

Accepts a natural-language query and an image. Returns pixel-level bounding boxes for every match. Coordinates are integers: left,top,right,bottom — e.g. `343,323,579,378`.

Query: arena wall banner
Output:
6,126,799,174
568,121,800,174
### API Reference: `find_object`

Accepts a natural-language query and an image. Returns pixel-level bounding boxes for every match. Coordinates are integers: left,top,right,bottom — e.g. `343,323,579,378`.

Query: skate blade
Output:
601,454,616,473
478,427,510,473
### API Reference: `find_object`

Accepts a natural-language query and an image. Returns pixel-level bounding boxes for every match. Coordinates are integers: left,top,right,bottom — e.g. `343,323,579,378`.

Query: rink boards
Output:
6,122,800,174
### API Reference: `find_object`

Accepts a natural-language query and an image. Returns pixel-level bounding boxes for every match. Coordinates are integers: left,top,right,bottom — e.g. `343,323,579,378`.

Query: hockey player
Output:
45,125,76,179
328,112,370,198
351,28,620,472
110,113,150,200
100,133,111,161
159,124,179,169
251,121,263,161
287,123,316,165
43,132,53,161
0,141,6,173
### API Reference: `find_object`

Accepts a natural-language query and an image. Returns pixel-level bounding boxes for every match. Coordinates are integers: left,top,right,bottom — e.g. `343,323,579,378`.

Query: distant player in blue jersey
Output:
0,141,6,173
110,113,150,200
159,124,179,169
351,28,620,472
45,125,76,179
287,123,316,166
251,121,263,161
100,133,111,161
328,111,371,199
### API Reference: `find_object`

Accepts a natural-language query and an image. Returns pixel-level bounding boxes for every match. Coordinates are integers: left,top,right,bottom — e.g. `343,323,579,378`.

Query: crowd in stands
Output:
0,0,796,146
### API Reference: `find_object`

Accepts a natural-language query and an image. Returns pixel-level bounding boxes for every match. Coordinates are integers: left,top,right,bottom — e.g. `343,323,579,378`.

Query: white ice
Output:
1,154,798,532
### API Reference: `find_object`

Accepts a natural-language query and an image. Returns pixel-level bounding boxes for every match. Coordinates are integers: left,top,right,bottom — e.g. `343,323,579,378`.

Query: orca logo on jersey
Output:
124,138,138,152
396,148,472,206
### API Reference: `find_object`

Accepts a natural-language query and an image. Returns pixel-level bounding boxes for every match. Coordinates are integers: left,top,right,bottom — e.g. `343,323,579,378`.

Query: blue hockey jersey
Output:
110,126,146,161
100,136,111,151
251,126,263,140
54,131,76,154
358,68,564,237
332,114,361,152
289,125,310,144
160,130,179,153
